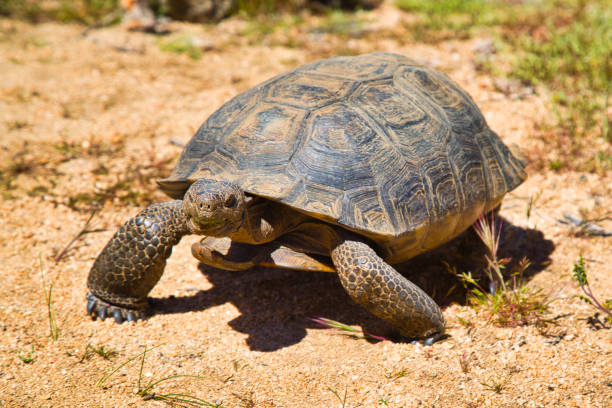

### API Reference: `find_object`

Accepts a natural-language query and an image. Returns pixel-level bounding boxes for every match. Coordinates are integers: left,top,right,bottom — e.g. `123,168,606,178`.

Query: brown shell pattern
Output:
160,53,526,244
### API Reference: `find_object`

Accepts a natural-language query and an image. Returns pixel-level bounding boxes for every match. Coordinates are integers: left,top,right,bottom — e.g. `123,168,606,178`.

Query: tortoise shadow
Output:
151,216,555,351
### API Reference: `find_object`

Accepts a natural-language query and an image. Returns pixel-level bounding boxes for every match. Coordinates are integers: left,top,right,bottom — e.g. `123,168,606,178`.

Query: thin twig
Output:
54,210,105,263
559,212,612,237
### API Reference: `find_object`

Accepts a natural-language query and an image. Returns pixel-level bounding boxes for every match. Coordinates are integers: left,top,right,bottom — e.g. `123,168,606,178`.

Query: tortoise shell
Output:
159,53,526,263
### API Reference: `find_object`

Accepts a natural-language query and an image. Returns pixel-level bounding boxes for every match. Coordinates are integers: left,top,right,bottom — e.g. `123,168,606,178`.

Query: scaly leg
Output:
86,200,190,322
331,240,445,341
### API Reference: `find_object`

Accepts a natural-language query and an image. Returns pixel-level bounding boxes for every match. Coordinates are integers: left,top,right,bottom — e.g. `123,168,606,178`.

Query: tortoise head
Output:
183,179,246,236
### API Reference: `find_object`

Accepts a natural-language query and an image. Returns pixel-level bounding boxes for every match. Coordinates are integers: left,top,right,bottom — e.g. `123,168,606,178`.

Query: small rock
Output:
472,38,496,57
493,77,534,99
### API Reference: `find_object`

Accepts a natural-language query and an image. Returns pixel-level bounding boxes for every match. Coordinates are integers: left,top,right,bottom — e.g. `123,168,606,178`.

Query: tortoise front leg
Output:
331,240,445,341
86,200,190,322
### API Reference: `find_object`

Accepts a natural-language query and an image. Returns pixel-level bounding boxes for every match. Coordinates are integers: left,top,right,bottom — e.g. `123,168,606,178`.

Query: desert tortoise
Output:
86,52,526,341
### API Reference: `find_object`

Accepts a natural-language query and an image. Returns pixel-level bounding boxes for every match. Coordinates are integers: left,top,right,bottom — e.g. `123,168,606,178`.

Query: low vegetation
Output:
308,316,388,341
0,0,120,24
572,255,612,324
451,215,550,328
395,0,611,173
80,343,118,362
97,344,226,406
17,346,35,364
158,35,203,60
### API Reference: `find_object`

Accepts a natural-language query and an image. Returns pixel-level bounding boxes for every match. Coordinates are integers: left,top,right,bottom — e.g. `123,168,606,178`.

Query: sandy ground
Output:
1,4,611,407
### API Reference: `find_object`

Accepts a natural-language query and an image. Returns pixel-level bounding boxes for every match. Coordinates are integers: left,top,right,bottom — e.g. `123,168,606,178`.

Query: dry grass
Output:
451,215,551,328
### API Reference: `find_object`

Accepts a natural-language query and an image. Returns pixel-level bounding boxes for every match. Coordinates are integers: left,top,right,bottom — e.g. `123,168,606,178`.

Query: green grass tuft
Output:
158,35,203,60
451,214,550,328
97,344,226,407
314,9,368,36
510,1,611,171
81,343,118,362
17,346,35,364
394,0,508,42
395,0,611,173
481,377,507,394
234,0,279,16
0,0,119,24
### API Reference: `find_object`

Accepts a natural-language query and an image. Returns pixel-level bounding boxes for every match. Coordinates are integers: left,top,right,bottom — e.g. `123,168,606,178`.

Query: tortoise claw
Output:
86,298,96,315
423,336,436,346
113,308,124,324
85,292,146,324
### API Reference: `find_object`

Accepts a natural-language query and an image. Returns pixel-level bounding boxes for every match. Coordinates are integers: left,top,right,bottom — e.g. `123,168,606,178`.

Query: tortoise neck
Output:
228,197,308,245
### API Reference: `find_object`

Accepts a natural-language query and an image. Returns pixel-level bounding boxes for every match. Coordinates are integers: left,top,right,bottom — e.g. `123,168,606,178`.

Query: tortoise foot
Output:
86,292,147,323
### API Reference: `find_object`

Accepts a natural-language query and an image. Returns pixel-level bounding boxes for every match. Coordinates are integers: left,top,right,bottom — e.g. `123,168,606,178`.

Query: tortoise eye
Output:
224,196,237,208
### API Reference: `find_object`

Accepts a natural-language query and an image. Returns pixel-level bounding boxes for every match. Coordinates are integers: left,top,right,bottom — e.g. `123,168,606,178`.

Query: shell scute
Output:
264,73,357,110
219,103,306,169
162,53,527,254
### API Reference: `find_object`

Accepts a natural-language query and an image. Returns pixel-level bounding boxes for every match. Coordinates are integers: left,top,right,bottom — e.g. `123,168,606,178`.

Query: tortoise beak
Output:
188,215,241,237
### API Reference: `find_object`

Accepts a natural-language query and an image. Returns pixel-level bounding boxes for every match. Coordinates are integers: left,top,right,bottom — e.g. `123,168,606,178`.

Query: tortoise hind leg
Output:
331,240,445,341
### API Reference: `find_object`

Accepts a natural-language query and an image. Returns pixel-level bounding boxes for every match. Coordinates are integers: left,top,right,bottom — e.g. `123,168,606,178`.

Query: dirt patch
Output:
1,5,611,407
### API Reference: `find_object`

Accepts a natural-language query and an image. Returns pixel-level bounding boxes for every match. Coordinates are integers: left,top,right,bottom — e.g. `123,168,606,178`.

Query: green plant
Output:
480,377,506,394
158,36,203,60
17,346,35,364
0,0,120,23
97,344,226,407
0,147,44,196
0,0,42,19
451,214,549,327
572,255,612,323
309,316,388,341
54,0,119,24
314,10,367,36
81,343,118,361
40,257,59,341
240,13,304,47
394,0,506,42
510,1,611,171
235,0,278,16
395,0,611,172
328,385,349,408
